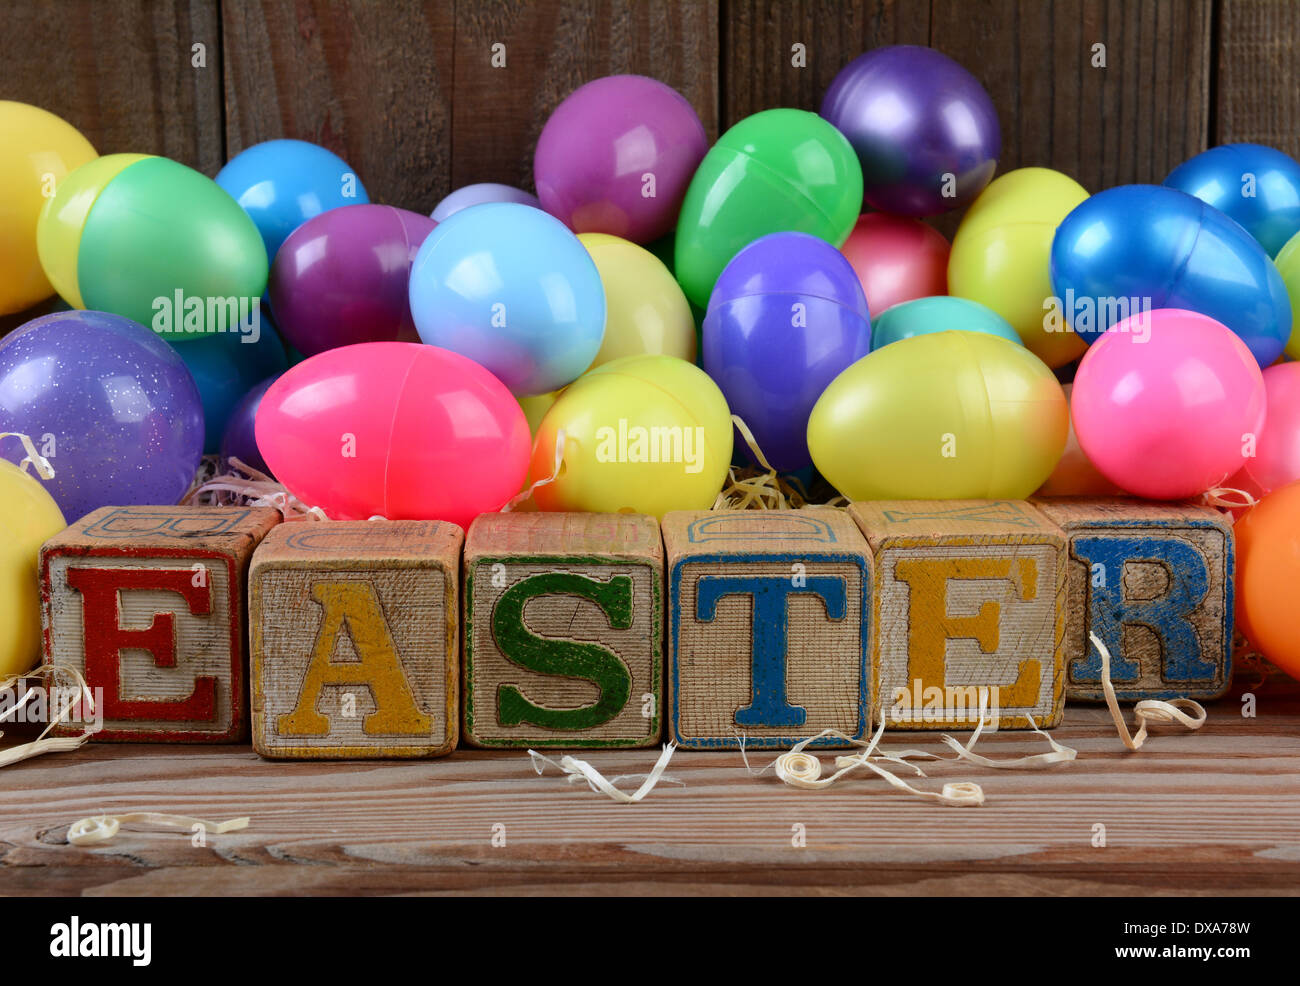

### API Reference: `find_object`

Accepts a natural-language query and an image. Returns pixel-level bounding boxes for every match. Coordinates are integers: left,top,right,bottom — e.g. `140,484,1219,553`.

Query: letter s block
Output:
249,521,462,758
662,510,873,750
850,500,1066,730
463,512,663,748
1032,498,1233,701
41,506,281,742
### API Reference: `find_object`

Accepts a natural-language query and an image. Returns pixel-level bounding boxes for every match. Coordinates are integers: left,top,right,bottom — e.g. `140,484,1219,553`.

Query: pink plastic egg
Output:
838,213,949,315
1229,361,1300,497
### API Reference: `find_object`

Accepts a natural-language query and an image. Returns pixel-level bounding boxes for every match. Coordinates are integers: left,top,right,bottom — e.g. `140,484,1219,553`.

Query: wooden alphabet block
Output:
662,510,873,750
40,505,281,742
1032,497,1234,701
849,500,1066,730
463,512,663,748
249,520,461,759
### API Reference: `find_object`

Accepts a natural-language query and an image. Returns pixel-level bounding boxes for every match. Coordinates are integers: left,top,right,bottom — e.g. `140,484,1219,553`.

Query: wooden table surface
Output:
4,669,1298,897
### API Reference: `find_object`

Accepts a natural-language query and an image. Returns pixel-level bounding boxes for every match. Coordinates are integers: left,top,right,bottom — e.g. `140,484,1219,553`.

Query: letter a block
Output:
662,510,873,750
849,501,1066,730
1032,497,1234,701
41,505,281,742
463,512,663,748
249,521,462,759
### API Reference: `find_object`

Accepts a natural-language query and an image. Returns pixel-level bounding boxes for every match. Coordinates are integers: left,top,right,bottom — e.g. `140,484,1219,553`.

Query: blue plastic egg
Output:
871,295,1021,350
1050,184,1291,367
702,231,870,472
1165,143,1300,257
408,202,606,396
216,139,369,263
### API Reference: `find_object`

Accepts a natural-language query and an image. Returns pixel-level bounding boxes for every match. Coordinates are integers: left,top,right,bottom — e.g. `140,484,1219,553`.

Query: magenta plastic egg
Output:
1231,362,1300,497
534,75,708,244
1072,309,1266,500
255,342,530,530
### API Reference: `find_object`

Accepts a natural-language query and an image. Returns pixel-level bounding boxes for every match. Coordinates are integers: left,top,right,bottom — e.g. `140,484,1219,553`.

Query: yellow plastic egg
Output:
948,167,1089,368
579,233,696,366
807,331,1068,500
0,458,67,677
532,354,732,518
0,102,98,315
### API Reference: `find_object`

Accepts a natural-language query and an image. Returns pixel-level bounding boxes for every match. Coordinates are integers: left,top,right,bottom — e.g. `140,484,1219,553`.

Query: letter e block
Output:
849,500,1066,730
464,512,663,748
249,521,462,758
1032,497,1233,701
662,510,873,750
41,506,281,742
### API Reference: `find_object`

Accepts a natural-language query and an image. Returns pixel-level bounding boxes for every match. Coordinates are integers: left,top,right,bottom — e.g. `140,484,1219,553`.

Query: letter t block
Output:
662,510,873,750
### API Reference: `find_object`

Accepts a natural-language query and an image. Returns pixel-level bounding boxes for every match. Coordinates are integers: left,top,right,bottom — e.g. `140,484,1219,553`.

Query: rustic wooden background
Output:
2,0,1297,219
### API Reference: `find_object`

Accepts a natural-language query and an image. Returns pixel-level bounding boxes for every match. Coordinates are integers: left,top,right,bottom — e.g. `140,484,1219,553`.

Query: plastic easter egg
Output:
703,232,870,471
37,154,268,338
216,139,368,263
1034,383,1123,497
220,375,278,476
0,458,66,677
820,46,1000,217
409,202,605,396
838,213,949,315
1050,184,1292,367
535,75,708,244
579,233,695,366
807,331,1067,500
518,390,560,438
950,167,1090,367
1072,309,1265,500
0,101,97,315
0,310,204,522
674,109,862,309
1229,362,1300,497
1273,228,1300,359
269,204,437,357
173,316,289,452
1165,143,1300,257
871,295,1020,351
1235,480,1300,676
431,183,540,222
532,355,732,518
256,342,529,529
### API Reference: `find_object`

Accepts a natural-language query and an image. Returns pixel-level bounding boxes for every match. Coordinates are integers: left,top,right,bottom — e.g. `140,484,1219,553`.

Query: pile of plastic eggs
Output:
4,44,1300,678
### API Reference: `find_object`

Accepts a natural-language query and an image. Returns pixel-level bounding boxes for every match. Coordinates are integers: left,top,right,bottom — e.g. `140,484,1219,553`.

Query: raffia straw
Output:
1092,632,1207,750
1202,486,1258,515
0,432,56,480
502,429,566,512
68,813,250,846
527,743,681,803
182,457,328,520
712,416,811,510
0,665,97,769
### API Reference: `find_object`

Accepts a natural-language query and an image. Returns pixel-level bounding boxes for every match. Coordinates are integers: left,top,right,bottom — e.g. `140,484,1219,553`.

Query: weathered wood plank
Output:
1217,0,1300,158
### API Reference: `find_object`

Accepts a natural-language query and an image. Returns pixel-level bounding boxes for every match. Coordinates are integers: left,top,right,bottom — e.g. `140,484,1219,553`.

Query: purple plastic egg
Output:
820,45,1001,217
534,74,708,244
702,231,872,472
220,375,278,476
268,204,437,357
431,183,541,222
0,310,204,522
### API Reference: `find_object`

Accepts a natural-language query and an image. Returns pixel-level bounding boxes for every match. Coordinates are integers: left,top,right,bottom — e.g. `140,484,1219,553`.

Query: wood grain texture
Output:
463,512,663,749
0,0,223,174
850,501,1066,730
2,669,1298,896
662,509,872,749
451,0,720,191
1216,0,1300,156
249,521,462,760
1033,497,1233,702
40,506,280,743
221,0,455,212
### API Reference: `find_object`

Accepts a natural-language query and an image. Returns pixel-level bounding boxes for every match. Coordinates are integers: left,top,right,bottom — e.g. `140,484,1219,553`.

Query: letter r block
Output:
463,512,663,748
662,510,873,750
849,500,1066,730
41,506,281,742
1032,498,1233,701
249,521,462,758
